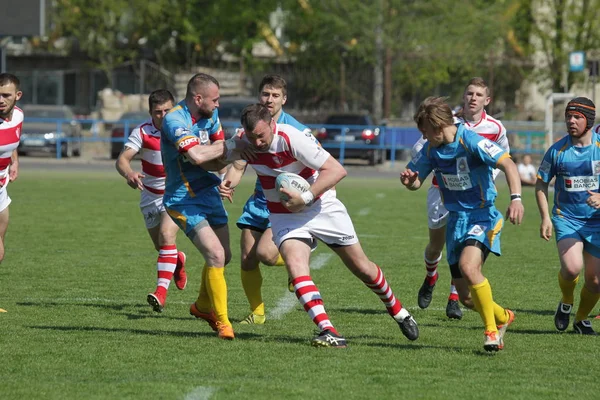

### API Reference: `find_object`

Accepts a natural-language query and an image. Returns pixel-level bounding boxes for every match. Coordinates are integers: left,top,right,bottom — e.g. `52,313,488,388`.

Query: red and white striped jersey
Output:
244,123,332,214
0,106,23,188
124,119,165,207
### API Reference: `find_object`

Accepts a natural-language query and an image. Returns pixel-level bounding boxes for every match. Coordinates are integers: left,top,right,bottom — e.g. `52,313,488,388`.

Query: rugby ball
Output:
275,172,310,201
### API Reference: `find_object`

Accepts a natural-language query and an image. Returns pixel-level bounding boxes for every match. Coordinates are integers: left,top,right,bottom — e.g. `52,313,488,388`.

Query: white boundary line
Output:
184,386,216,400
357,208,371,216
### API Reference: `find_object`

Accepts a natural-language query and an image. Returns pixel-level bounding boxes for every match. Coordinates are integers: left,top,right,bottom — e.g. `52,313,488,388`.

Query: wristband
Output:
301,191,315,206
510,194,522,201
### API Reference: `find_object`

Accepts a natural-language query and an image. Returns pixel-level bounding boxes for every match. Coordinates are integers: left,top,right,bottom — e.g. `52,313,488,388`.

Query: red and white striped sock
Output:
155,244,177,297
448,280,459,301
292,276,337,334
365,265,409,321
424,253,442,285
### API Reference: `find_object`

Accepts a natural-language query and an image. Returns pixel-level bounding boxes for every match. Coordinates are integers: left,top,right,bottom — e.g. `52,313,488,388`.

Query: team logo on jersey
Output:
456,157,470,173
539,160,551,175
441,173,472,191
277,228,291,239
199,130,209,145
174,128,190,138
272,155,283,165
467,225,485,236
557,162,569,176
477,139,503,158
412,151,423,164
592,161,600,175
564,176,599,191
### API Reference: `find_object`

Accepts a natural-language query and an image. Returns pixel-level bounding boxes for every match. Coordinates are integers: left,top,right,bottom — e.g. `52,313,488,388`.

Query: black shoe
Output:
446,299,463,320
573,320,598,336
554,302,572,331
398,314,419,341
311,330,348,348
417,276,437,309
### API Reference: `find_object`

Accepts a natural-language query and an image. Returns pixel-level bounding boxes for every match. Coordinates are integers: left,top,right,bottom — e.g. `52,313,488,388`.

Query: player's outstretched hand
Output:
280,187,305,213
505,200,524,225
218,180,235,203
586,190,600,209
539,218,553,241
400,169,419,188
126,171,145,190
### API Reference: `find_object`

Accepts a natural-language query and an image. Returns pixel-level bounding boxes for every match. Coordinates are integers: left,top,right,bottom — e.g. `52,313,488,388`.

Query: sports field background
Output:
1,165,599,399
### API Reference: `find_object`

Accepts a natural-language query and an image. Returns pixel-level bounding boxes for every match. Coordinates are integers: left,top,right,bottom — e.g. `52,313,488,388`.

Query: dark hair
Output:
148,89,175,112
241,103,272,132
259,75,287,96
0,73,20,90
464,76,489,96
186,73,220,98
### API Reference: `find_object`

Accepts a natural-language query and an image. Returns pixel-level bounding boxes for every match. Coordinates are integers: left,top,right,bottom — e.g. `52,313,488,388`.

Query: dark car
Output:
315,114,385,165
110,111,149,159
19,105,82,157
217,97,256,138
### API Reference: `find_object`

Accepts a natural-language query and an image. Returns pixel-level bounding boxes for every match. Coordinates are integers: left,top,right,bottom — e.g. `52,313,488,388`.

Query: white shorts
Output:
140,199,166,229
0,186,11,213
427,186,449,230
270,193,358,248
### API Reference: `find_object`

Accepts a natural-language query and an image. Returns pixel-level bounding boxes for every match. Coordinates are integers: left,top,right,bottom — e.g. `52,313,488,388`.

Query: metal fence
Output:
19,117,552,164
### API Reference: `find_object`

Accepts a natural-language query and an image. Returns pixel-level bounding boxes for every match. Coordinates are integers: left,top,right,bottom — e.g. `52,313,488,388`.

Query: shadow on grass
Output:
27,324,264,340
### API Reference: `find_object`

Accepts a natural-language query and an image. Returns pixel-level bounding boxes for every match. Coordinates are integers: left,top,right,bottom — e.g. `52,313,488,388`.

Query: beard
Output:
197,105,214,120
0,102,15,120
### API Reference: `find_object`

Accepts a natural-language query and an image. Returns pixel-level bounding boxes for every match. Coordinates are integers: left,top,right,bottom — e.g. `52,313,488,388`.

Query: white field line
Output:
184,386,216,400
268,253,333,320
375,193,386,199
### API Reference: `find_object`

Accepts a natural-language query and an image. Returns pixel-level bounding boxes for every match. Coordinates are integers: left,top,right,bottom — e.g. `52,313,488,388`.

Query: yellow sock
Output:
575,285,600,322
195,264,212,312
493,303,509,326
469,279,497,333
274,254,285,267
206,266,231,325
558,271,579,304
241,268,265,315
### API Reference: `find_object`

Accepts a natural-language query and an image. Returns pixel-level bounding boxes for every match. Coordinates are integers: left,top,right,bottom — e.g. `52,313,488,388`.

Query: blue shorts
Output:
164,187,228,238
446,207,503,266
237,191,270,232
553,215,600,258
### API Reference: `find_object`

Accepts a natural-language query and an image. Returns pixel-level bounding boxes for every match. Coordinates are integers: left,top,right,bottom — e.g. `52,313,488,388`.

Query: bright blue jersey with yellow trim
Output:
407,124,509,212
161,100,224,199
537,132,600,221
252,110,311,196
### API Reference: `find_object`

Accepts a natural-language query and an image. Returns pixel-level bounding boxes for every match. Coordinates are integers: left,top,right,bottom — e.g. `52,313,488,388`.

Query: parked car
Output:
315,114,385,165
110,111,148,159
217,97,256,138
19,105,82,157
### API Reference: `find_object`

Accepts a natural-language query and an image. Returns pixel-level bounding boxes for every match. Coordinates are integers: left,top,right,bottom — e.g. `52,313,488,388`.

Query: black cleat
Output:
554,302,572,331
417,276,437,309
311,330,348,348
573,320,598,336
398,314,419,341
446,299,463,320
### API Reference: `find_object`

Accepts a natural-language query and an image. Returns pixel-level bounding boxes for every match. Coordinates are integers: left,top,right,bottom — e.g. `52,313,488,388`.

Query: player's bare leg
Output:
257,228,292,291
240,228,266,324
0,206,8,313
572,251,600,335
555,239,584,331
332,242,418,340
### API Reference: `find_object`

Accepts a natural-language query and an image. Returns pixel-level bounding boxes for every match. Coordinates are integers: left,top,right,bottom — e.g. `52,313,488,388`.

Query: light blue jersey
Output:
537,133,600,221
537,133,600,255
407,124,510,212
161,101,228,237
237,110,311,231
161,100,225,200
408,124,510,265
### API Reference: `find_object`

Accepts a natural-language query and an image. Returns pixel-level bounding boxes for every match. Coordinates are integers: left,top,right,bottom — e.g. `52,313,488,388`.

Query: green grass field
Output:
1,167,599,399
